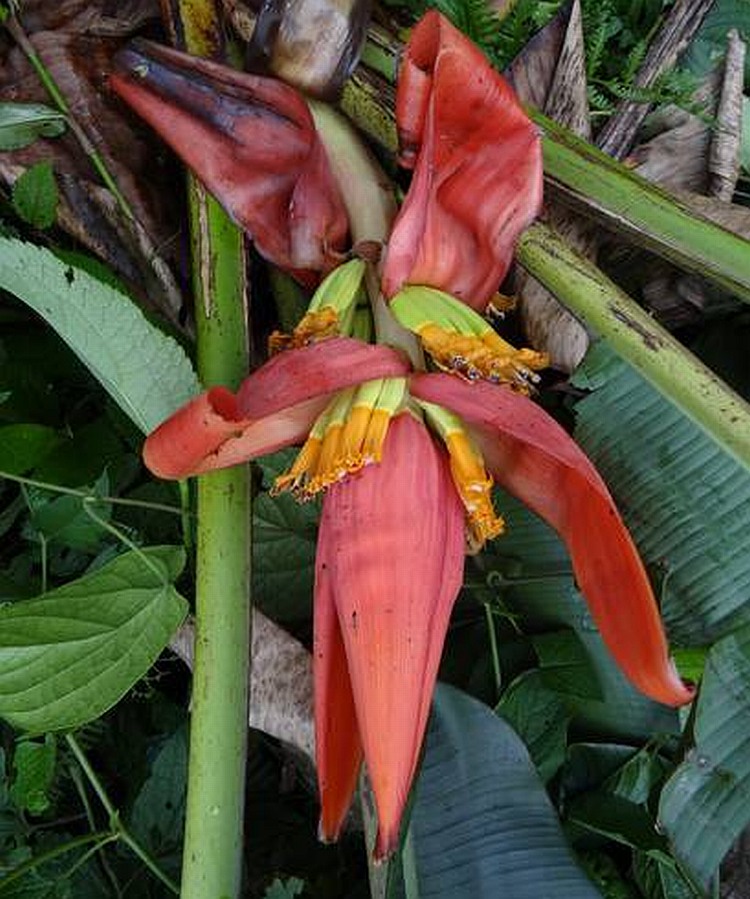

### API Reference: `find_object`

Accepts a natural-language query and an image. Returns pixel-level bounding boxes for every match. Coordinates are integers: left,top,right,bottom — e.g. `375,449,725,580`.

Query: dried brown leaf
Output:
171,611,315,763
0,29,184,323
511,0,591,373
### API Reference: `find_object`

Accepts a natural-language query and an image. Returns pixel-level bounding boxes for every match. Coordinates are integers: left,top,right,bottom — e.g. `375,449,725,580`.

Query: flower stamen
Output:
269,258,367,352
269,306,340,352
390,285,548,392
418,399,504,551
274,378,407,499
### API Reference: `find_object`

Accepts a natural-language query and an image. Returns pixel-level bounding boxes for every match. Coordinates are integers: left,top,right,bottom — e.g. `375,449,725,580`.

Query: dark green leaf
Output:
394,684,601,898
577,851,641,899
11,163,58,230
603,746,669,805
33,417,127,488
253,450,317,623
497,670,570,782
573,343,750,645
0,238,200,434
9,736,56,816
532,630,602,699
659,624,750,888
632,851,698,899
129,726,187,857
263,877,306,899
0,103,66,151
0,546,188,733
24,474,111,554
566,793,666,853
562,743,637,800
0,425,59,475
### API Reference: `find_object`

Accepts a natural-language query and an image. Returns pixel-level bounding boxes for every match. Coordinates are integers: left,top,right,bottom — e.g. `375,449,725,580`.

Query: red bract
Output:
410,373,693,707
143,339,693,858
142,339,411,478
381,11,543,310
110,40,349,282
315,412,465,858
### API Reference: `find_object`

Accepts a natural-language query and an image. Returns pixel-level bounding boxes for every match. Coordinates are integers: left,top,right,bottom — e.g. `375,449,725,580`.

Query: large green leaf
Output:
0,546,188,733
659,624,750,889
478,491,679,741
130,726,187,861
0,238,200,434
0,425,59,475
496,670,570,782
573,342,750,646
392,684,601,899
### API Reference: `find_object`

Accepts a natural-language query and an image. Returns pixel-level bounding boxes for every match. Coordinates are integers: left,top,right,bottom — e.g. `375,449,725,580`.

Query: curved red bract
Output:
411,373,694,708
381,11,543,310
315,413,465,859
111,40,349,283
142,339,411,478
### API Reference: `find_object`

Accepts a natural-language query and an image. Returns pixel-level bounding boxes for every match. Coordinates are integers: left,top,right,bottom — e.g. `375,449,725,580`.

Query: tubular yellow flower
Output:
274,378,407,499
269,258,368,351
390,285,548,391
419,400,505,550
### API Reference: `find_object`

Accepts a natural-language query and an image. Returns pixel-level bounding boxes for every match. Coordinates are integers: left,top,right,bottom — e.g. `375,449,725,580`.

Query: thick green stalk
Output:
533,111,750,305
164,4,251,897
517,223,750,471
183,189,250,899
347,35,750,306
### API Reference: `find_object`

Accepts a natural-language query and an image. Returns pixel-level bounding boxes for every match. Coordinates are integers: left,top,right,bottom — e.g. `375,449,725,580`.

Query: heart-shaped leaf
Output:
0,546,188,733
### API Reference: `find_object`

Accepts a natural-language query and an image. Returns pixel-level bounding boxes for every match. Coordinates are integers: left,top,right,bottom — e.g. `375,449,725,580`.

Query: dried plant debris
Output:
12,0,160,35
171,611,315,764
0,7,185,324
708,28,746,202
626,29,747,328
509,0,591,373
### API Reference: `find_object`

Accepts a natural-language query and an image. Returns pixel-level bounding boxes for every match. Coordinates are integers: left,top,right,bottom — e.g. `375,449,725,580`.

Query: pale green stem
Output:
70,763,123,897
0,469,185,517
158,2,252,894
310,101,423,367
484,603,503,699
517,222,750,471
181,181,250,899
0,832,118,890
65,734,179,895
82,500,167,582
534,110,750,305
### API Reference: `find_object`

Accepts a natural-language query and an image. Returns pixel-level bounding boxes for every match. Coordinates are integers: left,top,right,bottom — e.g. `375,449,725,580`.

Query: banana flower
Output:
112,16,693,863
142,326,692,859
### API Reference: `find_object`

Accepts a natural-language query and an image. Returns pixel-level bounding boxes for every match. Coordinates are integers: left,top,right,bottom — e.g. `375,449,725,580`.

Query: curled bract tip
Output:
111,39,349,281
382,11,543,310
